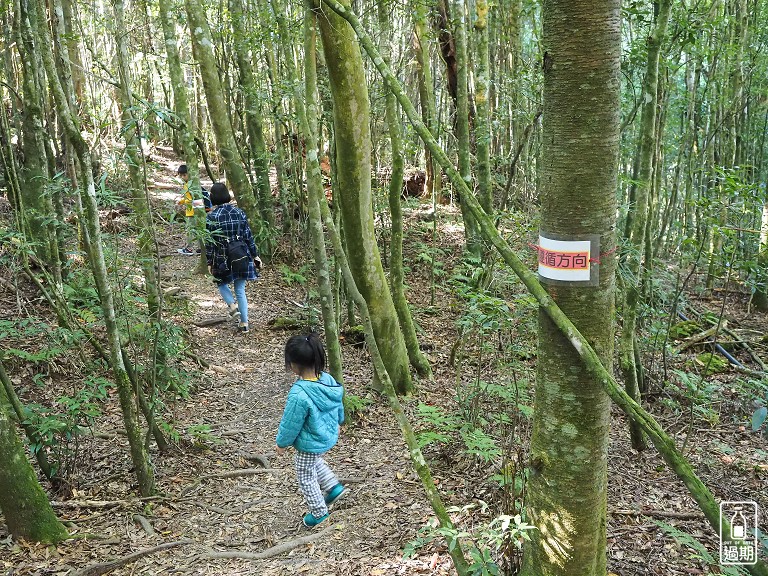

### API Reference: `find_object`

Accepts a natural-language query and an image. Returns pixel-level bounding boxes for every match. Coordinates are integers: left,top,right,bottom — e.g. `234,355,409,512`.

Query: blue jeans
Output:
218,278,248,324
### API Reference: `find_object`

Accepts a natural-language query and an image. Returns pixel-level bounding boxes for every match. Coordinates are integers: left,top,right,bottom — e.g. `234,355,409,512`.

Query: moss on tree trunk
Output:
0,386,67,544
314,0,413,395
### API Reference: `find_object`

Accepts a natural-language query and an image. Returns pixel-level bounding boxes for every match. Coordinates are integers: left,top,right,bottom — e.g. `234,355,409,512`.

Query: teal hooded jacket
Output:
276,372,345,453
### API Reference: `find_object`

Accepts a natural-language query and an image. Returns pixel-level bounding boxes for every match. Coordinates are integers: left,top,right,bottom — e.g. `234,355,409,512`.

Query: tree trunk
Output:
313,0,413,395
296,5,343,383
619,0,671,452
412,0,437,199
0,376,68,543
15,0,61,277
111,0,161,317
521,0,621,572
378,0,432,379
184,0,263,245
157,0,208,274
473,0,492,214
35,0,156,496
451,0,482,255
229,0,276,238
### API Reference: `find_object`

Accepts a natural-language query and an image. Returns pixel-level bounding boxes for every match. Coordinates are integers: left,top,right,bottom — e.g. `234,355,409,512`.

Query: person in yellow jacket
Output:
175,164,211,255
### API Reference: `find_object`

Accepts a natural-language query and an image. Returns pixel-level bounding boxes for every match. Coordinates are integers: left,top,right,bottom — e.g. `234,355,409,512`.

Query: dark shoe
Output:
239,323,249,333
324,484,346,507
228,304,239,319
302,512,329,528
177,247,195,255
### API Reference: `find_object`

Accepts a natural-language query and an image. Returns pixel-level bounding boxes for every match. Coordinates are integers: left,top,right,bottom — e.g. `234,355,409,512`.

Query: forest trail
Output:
27,159,456,575
4,156,767,575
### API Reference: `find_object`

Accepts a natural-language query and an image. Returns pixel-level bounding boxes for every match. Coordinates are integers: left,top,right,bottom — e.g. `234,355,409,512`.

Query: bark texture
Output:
313,0,413,395
522,0,621,572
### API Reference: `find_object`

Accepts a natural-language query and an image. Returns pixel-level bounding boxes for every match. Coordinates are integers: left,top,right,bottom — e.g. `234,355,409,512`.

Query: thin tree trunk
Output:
111,0,160,318
184,0,263,245
451,0,481,255
157,0,208,274
619,0,671,452
473,0,492,213
315,141,471,576
35,0,156,497
229,0,276,238
295,5,343,383
15,0,61,276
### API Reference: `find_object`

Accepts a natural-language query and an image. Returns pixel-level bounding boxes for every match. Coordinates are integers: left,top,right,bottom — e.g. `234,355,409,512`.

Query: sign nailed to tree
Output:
537,234,601,286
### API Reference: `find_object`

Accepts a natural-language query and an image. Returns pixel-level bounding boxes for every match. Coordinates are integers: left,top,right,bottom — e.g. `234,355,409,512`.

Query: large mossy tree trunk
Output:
184,0,264,246
296,4,343,383
619,0,671,452
314,0,413,395
378,0,432,379
522,0,620,573
35,0,156,497
0,392,67,544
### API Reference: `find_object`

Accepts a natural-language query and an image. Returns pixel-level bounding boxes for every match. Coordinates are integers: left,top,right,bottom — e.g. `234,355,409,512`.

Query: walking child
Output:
275,334,346,527
175,164,211,255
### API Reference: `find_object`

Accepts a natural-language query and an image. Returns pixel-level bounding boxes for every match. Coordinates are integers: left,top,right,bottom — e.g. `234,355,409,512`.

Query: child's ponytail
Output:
285,333,327,377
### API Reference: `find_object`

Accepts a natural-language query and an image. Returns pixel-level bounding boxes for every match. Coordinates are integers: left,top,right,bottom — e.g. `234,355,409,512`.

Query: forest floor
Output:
1,153,767,575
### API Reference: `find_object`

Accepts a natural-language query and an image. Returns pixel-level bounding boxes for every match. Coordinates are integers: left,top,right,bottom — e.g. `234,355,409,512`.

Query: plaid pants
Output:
295,451,339,517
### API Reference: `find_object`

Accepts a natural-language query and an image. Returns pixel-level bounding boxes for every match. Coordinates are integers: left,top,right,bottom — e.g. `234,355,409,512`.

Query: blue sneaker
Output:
302,512,329,528
324,484,346,507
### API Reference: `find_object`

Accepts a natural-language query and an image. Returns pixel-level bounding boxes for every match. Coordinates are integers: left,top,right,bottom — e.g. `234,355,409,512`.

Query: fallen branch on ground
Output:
71,539,193,576
180,468,278,497
201,525,336,560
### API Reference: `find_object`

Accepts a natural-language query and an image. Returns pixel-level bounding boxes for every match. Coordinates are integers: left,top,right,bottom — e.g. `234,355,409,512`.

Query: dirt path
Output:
16,188,450,575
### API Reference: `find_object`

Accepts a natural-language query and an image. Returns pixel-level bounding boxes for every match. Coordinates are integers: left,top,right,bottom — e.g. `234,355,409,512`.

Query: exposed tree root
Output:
201,524,337,561
180,468,278,497
72,539,193,576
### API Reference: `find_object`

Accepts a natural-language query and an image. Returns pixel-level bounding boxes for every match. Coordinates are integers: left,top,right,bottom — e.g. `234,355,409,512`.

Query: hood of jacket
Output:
293,372,343,412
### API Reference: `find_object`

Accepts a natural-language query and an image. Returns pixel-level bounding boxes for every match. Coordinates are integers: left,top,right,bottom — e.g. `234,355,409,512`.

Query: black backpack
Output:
225,218,250,275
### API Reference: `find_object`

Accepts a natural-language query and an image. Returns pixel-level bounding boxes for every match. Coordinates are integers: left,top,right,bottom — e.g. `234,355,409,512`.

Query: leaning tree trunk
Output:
35,0,156,496
619,0,671,452
0,381,68,543
313,0,413,395
157,0,207,274
184,0,263,244
295,4,343,383
378,0,432,379
521,0,621,572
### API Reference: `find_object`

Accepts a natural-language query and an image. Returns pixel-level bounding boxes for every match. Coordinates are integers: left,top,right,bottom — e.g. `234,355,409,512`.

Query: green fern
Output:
653,520,749,576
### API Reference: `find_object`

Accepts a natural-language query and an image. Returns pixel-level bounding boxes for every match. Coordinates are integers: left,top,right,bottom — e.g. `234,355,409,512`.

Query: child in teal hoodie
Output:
275,334,346,527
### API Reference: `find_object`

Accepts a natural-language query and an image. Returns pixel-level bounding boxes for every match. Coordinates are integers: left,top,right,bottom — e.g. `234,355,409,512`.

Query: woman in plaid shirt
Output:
205,183,261,333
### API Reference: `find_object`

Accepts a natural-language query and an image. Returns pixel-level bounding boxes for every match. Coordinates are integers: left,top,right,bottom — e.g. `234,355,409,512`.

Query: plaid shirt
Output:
205,204,259,283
